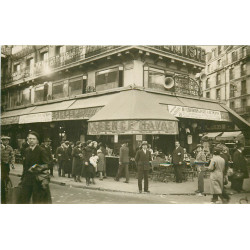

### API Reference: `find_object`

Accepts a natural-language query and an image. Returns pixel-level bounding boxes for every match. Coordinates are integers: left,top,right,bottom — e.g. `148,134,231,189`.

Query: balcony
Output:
232,106,250,115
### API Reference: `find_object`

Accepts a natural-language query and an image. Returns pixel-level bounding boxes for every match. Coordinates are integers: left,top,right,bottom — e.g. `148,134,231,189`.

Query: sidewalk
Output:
9,164,250,195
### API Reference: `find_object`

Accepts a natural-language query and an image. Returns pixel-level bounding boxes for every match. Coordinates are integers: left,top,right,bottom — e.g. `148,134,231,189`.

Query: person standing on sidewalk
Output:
72,141,83,182
115,143,130,183
1,136,15,204
172,141,184,183
231,142,249,193
83,140,94,186
194,144,206,196
135,141,152,193
62,141,71,178
19,131,52,204
41,138,54,177
56,141,64,177
97,149,106,180
206,146,227,204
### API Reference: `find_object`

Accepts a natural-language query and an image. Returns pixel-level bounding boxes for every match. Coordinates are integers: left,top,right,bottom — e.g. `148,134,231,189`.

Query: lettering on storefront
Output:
88,120,178,135
1,116,19,125
52,107,102,121
19,112,52,124
168,105,231,121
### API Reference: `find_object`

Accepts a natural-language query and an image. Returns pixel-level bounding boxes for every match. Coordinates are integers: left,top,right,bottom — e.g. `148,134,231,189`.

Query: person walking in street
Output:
41,138,54,177
115,143,130,183
56,141,64,177
72,141,83,182
97,149,105,180
206,146,227,204
19,131,52,204
194,144,206,196
135,141,152,193
231,142,249,193
172,141,184,183
1,136,15,204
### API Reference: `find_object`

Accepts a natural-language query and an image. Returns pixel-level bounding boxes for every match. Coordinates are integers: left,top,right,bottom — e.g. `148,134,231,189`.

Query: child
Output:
97,149,105,180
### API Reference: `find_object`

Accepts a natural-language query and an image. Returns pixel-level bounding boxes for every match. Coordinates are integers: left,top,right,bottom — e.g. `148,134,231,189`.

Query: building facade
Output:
1,45,249,156
203,45,250,123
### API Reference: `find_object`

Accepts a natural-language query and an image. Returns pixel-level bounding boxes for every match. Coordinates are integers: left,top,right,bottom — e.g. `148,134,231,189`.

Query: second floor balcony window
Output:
34,85,47,103
69,76,84,96
216,73,221,85
230,84,235,97
206,78,210,89
148,67,165,90
206,92,210,98
229,68,234,80
241,80,246,95
232,51,238,62
230,101,235,109
216,88,221,100
26,58,35,76
21,87,31,105
52,80,69,100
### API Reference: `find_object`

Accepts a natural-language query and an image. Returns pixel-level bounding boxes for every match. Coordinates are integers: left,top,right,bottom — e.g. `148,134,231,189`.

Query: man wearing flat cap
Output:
135,141,152,193
41,138,54,177
1,136,15,203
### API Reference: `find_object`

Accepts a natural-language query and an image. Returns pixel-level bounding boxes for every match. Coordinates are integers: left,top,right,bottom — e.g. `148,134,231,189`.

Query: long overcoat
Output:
207,155,225,194
97,152,105,172
72,147,83,176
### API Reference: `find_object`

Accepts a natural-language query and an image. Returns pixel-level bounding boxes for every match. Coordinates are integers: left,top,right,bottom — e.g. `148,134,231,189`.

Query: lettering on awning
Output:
52,107,102,121
19,112,52,124
1,116,19,125
88,120,178,135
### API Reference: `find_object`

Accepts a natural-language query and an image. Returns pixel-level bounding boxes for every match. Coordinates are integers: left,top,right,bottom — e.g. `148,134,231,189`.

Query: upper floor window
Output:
9,89,19,108
147,67,165,90
241,63,246,76
52,80,69,100
232,51,238,62
216,73,221,85
14,64,20,73
34,85,47,103
216,88,221,99
41,52,49,62
241,80,246,95
206,78,210,89
69,76,84,96
218,46,222,55
229,68,234,80
207,64,210,73
241,98,247,108
230,84,235,97
217,59,222,68
230,101,235,109
56,46,66,55
206,92,210,98
242,47,247,57
21,87,31,105
95,67,121,91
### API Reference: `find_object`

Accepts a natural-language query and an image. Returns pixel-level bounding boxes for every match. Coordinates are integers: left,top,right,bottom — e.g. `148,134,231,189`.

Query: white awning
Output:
203,132,223,139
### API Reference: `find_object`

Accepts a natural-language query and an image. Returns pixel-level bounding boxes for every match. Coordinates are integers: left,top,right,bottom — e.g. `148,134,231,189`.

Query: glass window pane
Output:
22,88,30,105
148,68,165,90
52,81,68,99
9,90,18,107
96,68,119,91
34,86,44,103
69,77,83,96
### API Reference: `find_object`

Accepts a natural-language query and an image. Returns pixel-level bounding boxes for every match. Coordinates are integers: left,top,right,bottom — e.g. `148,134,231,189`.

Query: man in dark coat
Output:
62,141,72,178
231,142,249,192
135,141,152,193
72,141,83,182
83,140,94,185
56,141,65,177
20,131,51,204
41,138,54,177
1,136,15,204
172,141,184,183
115,143,130,183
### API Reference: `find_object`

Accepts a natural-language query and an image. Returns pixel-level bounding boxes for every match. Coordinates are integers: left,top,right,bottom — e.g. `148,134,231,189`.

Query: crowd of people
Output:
1,132,249,204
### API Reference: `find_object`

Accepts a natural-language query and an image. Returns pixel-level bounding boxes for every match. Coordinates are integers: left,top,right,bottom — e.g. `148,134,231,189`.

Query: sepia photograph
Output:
1,45,250,204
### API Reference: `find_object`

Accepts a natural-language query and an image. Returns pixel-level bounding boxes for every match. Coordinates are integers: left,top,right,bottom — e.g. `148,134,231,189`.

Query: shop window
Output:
22,88,31,105
241,63,246,76
241,80,246,95
69,77,83,96
148,67,165,90
52,80,69,99
95,67,119,91
206,92,210,98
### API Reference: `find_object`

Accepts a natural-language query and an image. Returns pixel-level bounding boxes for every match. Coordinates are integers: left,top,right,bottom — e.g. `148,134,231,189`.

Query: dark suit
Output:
41,144,54,176
231,149,249,192
115,145,130,182
135,149,152,192
172,146,184,183
20,145,51,204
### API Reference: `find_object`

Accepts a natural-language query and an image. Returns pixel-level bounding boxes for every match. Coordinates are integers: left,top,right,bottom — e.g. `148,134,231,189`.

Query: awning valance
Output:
216,131,243,141
88,89,179,135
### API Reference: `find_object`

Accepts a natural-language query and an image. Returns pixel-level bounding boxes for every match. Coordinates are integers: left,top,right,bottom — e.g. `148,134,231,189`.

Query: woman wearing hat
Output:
206,146,227,203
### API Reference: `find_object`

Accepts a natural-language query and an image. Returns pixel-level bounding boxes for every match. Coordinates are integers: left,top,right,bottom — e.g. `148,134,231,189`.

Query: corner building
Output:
1,45,250,156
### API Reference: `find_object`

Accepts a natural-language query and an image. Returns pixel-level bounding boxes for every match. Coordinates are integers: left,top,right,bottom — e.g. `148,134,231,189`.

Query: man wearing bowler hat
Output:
135,141,152,193
1,136,15,203
41,138,54,177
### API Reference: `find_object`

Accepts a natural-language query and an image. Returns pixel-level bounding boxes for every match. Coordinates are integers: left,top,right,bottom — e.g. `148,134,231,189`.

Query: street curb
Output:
9,173,250,196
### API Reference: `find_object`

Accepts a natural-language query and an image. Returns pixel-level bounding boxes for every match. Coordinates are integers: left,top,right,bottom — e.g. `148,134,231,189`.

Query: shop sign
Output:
168,105,224,121
88,120,178,135
205,123,235,132
1,116,19,125
19,112,52,124
52,107,102,121
136,135,143,141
